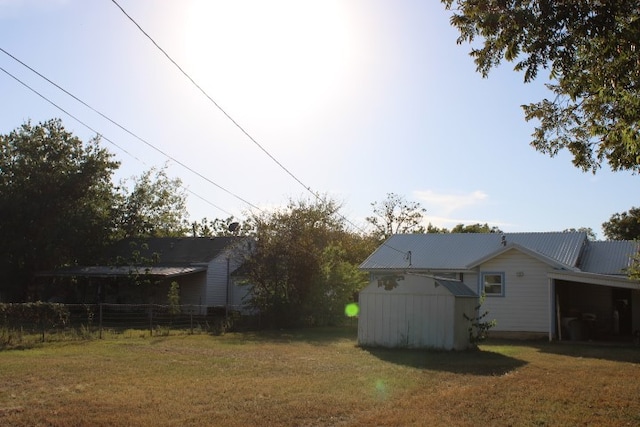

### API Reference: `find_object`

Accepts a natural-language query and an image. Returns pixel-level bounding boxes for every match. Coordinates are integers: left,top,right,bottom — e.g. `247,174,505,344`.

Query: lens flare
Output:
344,303,359,317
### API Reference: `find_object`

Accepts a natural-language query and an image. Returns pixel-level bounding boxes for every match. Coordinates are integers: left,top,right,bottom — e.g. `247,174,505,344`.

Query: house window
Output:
482,272,504,296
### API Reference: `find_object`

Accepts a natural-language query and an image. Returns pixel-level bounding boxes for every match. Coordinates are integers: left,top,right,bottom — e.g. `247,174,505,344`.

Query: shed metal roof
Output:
360,232,588,271
434,278,478,297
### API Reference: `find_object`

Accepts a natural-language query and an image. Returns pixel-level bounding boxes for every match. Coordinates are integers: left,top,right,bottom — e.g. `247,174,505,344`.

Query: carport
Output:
549,271,640,342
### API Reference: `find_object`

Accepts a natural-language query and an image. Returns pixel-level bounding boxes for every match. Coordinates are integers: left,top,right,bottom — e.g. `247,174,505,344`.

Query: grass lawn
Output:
1,327,640,426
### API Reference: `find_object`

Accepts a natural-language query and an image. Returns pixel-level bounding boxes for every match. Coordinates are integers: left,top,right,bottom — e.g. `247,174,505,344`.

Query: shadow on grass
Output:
529,340,640,364
362,346,528,376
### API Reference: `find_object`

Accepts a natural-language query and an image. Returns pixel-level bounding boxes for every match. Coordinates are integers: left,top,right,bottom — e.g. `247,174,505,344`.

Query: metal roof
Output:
38,237,249,279
434,278,478,297
359,232,588,271
39,265,207,278
103,237,244,265
579,241,639,275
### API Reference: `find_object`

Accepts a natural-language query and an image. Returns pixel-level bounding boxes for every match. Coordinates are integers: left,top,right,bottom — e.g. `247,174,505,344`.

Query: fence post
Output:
99,303,103,339
190,305,193,335
149,304,153,336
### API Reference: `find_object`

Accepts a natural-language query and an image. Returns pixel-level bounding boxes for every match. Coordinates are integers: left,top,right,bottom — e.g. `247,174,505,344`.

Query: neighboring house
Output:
39,237,252,314
359,232,640,342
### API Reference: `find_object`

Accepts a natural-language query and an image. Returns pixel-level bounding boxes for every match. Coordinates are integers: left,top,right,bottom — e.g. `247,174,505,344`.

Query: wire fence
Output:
0,303,251,346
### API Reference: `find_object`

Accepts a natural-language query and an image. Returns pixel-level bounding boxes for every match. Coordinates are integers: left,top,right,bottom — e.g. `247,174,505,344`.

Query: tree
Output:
366,193,426,240
243,197,370,328
442,1,640,173
112,166,189,239
602,208,640,240
450,223,502,233
564,227,598,241
426,223,449,234
190,216,252,237
426,223,502,233
0,119,119,300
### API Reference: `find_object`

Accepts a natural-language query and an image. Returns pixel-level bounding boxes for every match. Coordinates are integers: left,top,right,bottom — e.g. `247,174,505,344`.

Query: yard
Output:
1,327,640,426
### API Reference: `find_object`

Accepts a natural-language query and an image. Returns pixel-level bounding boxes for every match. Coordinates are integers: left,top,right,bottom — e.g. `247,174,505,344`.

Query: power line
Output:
109,0,319,200
0,64,233,217
0,47,260,213
108,1,408,255
2,63,407,257
0,65,139,162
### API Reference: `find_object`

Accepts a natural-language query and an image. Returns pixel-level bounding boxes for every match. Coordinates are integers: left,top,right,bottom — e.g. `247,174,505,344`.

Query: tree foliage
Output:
563,227,597,241
602,207,640,240
0,120,196,301
243,197,372,328
427,223,502,233
366,193,426,240
112,166,189,239
190,216,252,237
442,0,640,172
451,223,502,233
0,119,119,300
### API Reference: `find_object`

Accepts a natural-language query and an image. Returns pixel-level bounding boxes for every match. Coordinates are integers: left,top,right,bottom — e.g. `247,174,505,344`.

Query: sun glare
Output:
183,0,355,130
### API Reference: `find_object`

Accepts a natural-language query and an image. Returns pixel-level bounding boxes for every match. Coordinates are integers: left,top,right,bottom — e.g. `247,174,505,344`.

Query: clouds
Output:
414,189,488,215
413,189,508,229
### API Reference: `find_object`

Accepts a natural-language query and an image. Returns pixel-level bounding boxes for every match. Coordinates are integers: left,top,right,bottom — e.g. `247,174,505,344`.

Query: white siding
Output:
204,250,249,310
478,248,552,333
358,274,474,350
463,272,479,294
205,255,229,307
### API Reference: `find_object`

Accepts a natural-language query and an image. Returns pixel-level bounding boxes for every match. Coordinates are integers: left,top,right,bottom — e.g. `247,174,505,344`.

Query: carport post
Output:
99,303,103,339
548,278,556,342
149,304,153,336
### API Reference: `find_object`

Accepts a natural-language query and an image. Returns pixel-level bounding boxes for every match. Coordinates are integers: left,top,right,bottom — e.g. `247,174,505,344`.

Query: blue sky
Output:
0,0,636,239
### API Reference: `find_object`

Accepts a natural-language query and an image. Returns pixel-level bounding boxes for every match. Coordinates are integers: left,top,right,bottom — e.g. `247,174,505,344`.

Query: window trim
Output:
481,272,505,297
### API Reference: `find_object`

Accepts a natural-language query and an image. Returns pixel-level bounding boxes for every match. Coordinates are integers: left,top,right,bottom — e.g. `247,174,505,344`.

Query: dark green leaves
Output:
443,0,640,172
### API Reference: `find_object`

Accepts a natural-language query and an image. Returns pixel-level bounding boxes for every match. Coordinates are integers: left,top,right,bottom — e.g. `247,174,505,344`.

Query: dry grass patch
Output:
0,329,639,426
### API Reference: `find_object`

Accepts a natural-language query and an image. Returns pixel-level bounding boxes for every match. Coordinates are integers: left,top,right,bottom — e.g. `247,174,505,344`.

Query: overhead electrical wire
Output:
0,65,139,163
108,0,409,256
0,64,234,217
0,47,259,213
109,0,319,200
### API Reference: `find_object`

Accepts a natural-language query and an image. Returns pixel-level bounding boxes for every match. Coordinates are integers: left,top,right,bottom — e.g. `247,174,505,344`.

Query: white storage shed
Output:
357,273,478,350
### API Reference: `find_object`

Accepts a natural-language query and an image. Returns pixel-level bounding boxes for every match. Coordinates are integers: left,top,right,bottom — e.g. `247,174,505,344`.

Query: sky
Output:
0,0,637,239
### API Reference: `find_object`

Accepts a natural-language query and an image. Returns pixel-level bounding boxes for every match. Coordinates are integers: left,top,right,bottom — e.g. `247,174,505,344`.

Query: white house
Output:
41,237,252,314
359,232,640,342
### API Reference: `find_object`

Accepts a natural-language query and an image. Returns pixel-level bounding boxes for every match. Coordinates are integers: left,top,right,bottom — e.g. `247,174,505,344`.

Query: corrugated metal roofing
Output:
39,265,207,278
579,241,639,275
104,237,244,265
359,232,588,270
39,237,248,279
434,278,478,297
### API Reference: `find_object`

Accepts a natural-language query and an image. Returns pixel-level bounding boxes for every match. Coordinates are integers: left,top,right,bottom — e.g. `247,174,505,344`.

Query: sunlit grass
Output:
1,328,639,426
